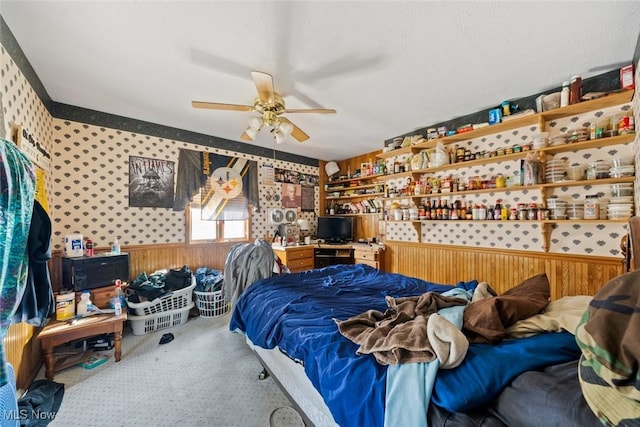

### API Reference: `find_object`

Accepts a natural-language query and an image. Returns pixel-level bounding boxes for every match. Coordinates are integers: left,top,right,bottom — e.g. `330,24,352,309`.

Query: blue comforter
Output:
229,264,476,426
229,264,581,427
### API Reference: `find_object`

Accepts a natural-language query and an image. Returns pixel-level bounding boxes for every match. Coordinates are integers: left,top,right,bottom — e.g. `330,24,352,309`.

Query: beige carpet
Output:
39,311,305,427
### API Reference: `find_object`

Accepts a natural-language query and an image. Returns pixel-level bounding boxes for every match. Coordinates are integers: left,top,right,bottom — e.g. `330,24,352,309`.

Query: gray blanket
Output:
223,239,275,308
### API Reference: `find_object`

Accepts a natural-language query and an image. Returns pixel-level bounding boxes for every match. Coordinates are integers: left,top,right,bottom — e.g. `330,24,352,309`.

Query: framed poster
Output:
129,156,175,208
281,183,301,208
301,186,315,212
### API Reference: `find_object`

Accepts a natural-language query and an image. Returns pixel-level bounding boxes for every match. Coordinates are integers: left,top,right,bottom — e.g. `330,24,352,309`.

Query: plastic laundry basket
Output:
193,290,229,318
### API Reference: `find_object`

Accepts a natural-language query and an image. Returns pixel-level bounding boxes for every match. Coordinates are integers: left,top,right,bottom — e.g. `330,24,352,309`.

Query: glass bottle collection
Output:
386,198,550,222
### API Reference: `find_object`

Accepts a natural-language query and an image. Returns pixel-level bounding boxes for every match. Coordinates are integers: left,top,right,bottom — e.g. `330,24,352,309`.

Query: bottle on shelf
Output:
450,200,459,220
569,75,582,105
584,195,600,220
494,200,502,220
442,200,450,220
487,205,494,220
560,81,570,107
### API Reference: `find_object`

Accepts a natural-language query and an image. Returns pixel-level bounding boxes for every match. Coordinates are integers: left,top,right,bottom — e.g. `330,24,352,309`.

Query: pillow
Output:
462,273,550,343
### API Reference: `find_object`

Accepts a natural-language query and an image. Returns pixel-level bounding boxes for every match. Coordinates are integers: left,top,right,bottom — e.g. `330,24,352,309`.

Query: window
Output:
186,196,250,244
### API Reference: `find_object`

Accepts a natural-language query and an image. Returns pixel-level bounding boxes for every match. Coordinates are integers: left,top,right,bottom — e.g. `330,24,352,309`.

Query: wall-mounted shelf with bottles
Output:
377,89,635,252
379,133,634,181
385,174,634,202
377,90,633,161
324,173,386,215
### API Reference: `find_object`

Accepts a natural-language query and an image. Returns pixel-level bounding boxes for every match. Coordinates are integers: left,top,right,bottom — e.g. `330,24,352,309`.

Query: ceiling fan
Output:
192,71,336,144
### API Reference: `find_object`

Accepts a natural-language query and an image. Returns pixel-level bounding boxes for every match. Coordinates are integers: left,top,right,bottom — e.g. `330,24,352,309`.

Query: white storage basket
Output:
127,280,195,316
194,290,229,318
128,303,194,336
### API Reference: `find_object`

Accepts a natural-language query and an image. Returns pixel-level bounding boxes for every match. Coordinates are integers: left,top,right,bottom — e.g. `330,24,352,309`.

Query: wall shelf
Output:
377,90,634,159
324,174,385,216
326,192,385,201
327,173,385,184
377,91,634,254
379,134,635,180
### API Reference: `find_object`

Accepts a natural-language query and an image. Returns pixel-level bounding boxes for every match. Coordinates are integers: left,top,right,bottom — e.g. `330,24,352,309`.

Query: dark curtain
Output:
173,149,260,212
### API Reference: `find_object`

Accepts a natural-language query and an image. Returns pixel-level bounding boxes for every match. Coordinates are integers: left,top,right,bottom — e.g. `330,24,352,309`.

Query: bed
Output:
229,263,611,427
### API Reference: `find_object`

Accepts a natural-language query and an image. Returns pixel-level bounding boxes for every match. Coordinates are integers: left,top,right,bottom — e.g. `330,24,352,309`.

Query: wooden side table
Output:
38,313,127,380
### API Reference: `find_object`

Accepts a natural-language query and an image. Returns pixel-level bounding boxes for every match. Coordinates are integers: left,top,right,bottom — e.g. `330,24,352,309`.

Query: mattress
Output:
245,336,338,427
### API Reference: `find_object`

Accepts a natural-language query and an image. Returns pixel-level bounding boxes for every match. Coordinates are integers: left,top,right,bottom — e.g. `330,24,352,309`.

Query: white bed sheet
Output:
245,336,339,427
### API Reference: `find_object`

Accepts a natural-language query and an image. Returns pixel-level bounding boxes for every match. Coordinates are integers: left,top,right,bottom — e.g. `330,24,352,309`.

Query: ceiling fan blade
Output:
240,131,253,141
251,71,275,104
280,117,309,142
192,101,253,112
283,108,337,114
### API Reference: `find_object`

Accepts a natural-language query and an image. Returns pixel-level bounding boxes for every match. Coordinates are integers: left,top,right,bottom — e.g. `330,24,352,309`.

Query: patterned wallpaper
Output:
1,39,318,252
383,101,634,257
51,119,318,250
1,43,54,205
2,36,637,259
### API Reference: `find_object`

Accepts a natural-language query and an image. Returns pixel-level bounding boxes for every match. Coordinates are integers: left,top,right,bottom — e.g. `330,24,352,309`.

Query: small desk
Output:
38,313,127,380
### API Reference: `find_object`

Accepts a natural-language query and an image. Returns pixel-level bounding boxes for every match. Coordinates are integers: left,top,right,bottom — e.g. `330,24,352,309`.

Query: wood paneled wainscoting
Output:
384,242,625,300
49,241,239,293
5,241,240,390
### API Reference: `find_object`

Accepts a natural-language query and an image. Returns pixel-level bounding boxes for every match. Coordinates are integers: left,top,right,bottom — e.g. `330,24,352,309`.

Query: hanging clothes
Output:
0,138,36,387
223,239,275,308
11,199,54,327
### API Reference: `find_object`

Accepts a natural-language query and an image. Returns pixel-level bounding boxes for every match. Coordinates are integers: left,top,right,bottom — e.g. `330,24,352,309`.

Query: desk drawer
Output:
354,250,378,262
285,247,314,261
288,257,314,272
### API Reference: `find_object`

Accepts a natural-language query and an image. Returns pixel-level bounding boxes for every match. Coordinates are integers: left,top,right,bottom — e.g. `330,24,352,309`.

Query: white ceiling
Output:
1,1,639,162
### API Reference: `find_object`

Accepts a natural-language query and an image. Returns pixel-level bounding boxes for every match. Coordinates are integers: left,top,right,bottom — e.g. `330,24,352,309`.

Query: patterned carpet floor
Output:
39,311,305,427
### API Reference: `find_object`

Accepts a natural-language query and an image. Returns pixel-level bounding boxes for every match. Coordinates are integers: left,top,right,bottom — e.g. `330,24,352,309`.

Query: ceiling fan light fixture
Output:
245,127,259,140
278,120,294,137
248,116,263,130
193,71,335,144
274,129,288,145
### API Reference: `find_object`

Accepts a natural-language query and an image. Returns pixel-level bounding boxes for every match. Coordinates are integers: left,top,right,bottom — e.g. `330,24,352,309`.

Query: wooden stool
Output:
38,313,127,380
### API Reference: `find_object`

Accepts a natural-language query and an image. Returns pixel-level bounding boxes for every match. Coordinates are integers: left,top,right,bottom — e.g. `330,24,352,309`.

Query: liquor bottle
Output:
442,200,450,220
450,200,459,220
466,202,473,220
436,199,443,220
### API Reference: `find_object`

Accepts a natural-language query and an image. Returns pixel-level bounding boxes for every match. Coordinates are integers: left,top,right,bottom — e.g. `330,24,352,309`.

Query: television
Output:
316,216,354,244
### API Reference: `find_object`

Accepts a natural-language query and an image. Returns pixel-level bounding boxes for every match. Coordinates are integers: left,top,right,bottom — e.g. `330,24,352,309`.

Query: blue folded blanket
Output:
432,331,581,412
